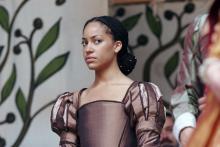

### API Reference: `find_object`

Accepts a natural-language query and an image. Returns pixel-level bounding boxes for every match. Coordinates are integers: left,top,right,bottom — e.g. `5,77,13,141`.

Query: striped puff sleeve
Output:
127,82,165,147
51,92,79,147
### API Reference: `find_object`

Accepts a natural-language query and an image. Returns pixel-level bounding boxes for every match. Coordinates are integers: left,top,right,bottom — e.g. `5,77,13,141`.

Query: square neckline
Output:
77,81,138,111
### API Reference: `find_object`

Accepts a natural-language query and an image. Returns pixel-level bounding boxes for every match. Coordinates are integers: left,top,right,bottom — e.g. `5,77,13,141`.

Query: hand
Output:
179,127,194,147
198,96,207,112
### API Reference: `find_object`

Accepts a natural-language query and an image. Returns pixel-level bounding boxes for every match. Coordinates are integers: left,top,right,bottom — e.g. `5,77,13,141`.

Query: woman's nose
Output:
84,43,94,53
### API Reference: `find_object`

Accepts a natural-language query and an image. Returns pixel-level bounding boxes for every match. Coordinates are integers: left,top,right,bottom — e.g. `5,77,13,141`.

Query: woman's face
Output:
82,21,119,71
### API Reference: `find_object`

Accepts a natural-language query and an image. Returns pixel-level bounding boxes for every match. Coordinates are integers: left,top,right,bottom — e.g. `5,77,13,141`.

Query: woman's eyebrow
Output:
82,35,103,40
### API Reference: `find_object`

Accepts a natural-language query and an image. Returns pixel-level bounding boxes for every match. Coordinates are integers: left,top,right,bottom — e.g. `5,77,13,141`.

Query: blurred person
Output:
171,0,220,146
187,18,220,147
160,111,179,147
200,22,220,100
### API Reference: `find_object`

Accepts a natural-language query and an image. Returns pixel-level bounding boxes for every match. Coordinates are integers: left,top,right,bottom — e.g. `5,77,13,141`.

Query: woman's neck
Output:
92,66,128,86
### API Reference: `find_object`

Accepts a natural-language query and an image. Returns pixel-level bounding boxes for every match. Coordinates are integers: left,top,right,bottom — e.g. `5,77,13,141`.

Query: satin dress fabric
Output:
51,81,165,147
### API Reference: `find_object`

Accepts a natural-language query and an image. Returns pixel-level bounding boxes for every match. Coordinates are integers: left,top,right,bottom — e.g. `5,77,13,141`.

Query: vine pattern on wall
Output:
114,2,195,89
0,0,68,146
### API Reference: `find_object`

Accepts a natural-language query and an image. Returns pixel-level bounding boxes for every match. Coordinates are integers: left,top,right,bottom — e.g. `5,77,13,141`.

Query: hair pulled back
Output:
83,16,136,75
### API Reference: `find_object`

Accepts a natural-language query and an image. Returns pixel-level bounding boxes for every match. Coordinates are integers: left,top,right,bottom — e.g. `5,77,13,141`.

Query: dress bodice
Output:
77,101,137,147
51,81,165,147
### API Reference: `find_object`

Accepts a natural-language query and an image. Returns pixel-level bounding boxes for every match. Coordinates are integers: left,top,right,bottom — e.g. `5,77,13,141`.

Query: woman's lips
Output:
85,56,96,63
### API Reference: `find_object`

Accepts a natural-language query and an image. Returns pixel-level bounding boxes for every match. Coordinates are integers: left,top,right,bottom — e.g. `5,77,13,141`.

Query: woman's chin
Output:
87,65,96,70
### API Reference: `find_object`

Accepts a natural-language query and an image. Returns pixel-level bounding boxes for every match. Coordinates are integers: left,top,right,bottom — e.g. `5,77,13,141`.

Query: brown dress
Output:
51,81,165,147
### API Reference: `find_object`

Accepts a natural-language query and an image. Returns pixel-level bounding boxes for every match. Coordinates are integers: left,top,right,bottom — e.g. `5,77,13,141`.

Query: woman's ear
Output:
114,41,122,53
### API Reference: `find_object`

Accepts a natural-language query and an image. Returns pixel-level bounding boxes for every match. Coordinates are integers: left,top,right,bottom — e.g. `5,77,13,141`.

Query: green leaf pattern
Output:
15,88,27,122
146,6,162,39
0,0,70,146
0,6,10,32
35,19,61,60
0,64,16,105
35,52,70,87
164,51,179,79
122,13,142,31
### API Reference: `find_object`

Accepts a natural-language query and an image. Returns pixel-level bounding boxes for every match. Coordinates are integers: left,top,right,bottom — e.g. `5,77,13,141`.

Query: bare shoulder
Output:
121,76,134,85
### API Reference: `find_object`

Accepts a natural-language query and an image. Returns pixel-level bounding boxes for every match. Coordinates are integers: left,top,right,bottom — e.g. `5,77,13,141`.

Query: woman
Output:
50,16,165,147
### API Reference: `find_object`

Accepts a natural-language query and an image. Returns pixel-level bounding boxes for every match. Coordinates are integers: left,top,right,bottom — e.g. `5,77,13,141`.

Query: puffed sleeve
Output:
50,92,79,147
129,82,165,146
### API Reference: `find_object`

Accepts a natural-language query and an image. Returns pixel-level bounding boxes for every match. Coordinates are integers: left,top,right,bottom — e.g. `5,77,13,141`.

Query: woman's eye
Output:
81,41,87,47
94,39,102,45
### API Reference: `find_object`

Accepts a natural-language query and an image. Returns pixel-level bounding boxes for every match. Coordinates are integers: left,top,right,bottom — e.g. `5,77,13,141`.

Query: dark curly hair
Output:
83,16,136,75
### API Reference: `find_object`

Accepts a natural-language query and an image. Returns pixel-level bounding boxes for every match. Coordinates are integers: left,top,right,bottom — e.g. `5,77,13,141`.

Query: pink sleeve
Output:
51,92,79,147
130,82,165,147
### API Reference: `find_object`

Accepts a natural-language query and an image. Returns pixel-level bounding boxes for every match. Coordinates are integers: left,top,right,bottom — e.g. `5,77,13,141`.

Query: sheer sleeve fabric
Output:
51,92,79,147
127,82,165,147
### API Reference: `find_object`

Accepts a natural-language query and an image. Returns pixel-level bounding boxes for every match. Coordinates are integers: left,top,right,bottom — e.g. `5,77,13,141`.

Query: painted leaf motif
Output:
0,45,4,58
35,52,69,87
56,0,66,6
146,6,162,39
0,6,9,32
35,19,61,59
16,88,27,122
122,13,142,31
164,51,179,79
0,64,16,105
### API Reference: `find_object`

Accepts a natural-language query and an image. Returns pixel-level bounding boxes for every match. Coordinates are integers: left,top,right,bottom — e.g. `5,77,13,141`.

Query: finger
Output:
199,104,206,111
198,96,206,104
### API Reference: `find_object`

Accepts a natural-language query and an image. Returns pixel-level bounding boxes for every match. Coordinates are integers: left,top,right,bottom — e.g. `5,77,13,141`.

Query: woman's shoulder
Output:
51,90,82,135
55,89,86,107
55,91,76,102
125,81,165,125
137,81,159,87
143,82,163,99
129,81,162,98
58,87,87,97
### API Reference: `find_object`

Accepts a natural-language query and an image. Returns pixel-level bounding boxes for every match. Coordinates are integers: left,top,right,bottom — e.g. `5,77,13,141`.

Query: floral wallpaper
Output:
111,1,209,101
0,0,69,146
